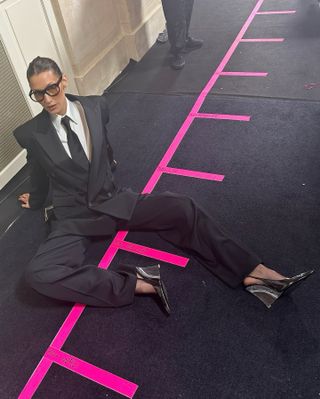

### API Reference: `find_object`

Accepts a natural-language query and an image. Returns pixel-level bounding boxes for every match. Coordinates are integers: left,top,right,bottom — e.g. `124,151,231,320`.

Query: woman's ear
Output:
61,74,68,90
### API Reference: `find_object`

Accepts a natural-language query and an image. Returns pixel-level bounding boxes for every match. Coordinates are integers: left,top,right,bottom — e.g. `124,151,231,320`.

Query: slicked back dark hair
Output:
27,56,62,81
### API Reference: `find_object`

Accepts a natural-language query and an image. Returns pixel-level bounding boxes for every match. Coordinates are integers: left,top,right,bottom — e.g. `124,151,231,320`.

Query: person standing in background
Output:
161,0,203,69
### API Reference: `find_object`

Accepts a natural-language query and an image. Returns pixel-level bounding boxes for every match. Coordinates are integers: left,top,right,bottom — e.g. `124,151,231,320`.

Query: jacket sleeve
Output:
14,128,49,209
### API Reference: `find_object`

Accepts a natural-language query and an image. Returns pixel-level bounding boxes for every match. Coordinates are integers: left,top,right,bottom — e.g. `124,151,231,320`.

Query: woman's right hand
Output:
18,193,30,208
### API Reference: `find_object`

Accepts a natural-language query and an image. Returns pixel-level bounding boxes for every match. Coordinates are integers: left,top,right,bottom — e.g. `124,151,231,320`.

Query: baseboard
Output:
0,150,26,191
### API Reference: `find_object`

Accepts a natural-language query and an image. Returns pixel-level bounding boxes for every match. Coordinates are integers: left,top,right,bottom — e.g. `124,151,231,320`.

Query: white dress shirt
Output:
51,99,89,158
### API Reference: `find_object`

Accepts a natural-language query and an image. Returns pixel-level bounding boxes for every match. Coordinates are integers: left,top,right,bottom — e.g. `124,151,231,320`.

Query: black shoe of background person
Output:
170,54,186,70
182,37,204,53
136,264,171,315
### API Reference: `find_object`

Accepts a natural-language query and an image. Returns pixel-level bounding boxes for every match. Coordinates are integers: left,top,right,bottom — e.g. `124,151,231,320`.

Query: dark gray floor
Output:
0,166,30,238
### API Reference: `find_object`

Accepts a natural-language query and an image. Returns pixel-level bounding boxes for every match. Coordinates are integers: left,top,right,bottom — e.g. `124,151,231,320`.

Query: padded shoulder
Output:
13,113,42,147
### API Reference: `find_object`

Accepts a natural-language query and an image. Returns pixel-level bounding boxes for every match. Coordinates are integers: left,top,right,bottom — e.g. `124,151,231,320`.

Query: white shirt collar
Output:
50,98,78,126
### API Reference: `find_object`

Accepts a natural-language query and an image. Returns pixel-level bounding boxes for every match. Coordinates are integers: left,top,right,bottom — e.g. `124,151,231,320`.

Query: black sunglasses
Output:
29,75,63,102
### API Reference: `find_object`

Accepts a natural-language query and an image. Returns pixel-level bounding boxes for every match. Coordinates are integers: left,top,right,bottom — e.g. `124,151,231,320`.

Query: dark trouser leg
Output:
184,0,195,38
161,0,194,54
125,193,261,287
25,233,136,307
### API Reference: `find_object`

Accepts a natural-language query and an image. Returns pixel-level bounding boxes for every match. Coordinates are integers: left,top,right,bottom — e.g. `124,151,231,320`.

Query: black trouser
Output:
161,0,195,54
25,193,261,307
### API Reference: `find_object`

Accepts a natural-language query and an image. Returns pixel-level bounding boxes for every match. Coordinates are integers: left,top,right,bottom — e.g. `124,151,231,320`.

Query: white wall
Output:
51,0,165,94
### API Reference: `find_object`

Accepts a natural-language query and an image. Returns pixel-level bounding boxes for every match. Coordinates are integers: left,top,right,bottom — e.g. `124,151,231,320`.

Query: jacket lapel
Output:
34,110,68,164
33,109,87,176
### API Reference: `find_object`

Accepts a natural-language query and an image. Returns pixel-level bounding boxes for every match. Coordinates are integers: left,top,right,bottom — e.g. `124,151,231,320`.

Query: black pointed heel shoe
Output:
245,270,314,308
136,264,171,315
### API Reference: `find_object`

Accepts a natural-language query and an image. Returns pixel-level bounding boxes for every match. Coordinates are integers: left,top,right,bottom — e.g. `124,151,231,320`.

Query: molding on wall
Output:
74,36,129,95
124,4,165,61
0,149,26,190
74,4,165,95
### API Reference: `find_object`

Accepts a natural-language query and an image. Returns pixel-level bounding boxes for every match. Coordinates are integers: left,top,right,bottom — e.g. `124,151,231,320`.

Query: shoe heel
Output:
157,281,171,315
136,264,171,315
246,285,283,308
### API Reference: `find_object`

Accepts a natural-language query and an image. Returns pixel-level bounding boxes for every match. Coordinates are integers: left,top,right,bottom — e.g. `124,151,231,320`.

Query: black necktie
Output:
61,116,88,168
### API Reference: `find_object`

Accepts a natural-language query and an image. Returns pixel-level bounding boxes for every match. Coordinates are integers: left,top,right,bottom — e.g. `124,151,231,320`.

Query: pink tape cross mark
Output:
45,347,138,398
19,232,189,399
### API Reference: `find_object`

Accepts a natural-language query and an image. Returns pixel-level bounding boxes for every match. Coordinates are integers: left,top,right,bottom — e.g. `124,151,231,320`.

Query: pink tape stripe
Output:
113,239,189,267
256,10,296,15
241,38,284,42
193,112,251,121
142,167,163,195
113,230,129,242
220,71,268,77
98,235,123,268
20,237,124,396
154,114,195,175
50,232,131,349
18,357,53,399
160,166,225,182
45,347,138,399
51,304,86,349
191,0,265,113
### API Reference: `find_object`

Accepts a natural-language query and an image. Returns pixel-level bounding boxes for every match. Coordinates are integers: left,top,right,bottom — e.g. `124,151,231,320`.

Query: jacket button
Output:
107,192,112,198
88,201,92,208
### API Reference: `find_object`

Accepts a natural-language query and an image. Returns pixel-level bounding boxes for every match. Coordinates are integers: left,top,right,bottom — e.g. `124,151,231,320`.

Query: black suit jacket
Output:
14,94,139,235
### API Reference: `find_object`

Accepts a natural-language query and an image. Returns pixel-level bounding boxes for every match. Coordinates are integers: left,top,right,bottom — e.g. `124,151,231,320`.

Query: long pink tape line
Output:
20,0,293,397
193,112,251,121
220,71,268,77
159,166,225,182
241,38,284,42
112,239,189,267
257,10,296,15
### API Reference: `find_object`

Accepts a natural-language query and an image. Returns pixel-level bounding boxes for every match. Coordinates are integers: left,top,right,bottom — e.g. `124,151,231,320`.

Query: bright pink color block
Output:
220,71,268,77
160,166,225,182
193,112,251,121
51,304,86,349
241,38,284,42
257,10,296,15
45,347,138,398
18,357,53,399
113,239,189,267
